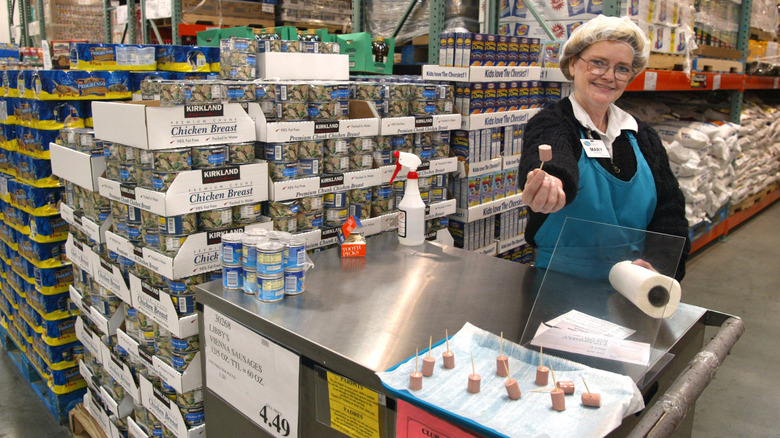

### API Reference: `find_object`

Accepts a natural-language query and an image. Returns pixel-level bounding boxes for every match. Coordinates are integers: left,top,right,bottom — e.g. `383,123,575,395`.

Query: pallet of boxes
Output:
55,52,269,436
0,66,135,424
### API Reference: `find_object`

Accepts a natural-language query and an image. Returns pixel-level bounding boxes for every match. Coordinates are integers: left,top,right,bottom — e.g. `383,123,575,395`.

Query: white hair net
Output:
559,15,651,81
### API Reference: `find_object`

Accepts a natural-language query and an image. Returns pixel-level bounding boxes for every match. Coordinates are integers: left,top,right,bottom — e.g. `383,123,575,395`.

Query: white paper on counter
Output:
531,324,651,366
543,310,636,339
377,323,644,438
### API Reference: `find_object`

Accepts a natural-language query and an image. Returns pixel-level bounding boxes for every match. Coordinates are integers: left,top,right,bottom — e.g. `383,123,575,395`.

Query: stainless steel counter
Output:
197,232,709,437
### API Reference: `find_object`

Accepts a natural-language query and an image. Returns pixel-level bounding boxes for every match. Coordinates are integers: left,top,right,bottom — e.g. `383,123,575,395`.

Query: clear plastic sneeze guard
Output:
520,218,687,385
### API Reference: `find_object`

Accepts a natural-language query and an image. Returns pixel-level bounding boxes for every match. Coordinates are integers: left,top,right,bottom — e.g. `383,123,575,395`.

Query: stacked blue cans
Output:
221,230,311,302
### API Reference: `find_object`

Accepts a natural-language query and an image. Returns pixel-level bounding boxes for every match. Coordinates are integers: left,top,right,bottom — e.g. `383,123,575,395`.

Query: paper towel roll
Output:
608,260,681,319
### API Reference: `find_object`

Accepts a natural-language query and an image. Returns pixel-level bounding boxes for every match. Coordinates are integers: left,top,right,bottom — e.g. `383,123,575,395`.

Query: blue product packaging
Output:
222,265,243,290
258,273,284,302
284,269,305,295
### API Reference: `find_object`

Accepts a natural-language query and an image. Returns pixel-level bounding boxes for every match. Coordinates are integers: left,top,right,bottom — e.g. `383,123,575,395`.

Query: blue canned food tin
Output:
181,405,205,427
172,351,197,372
127,206,142,224
243,269,258,295
258,273,284,302
241,235,262,270
298,158,322,176
323,191,348,209
221,233,244,266
264,142,298,161
283,238,306,269
158,213,198,235
256,241,284,275
171,334,199,353
284,268,305,295
171,292,195,316
222,265,243,290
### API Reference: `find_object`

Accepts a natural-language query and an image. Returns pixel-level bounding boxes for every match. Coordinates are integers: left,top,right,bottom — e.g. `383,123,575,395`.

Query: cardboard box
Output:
139,375,206,438
60,204,112,245
128,274,199,338
65,234,98,276
257,52,349,80
451,192,524,223
380,113,461,136
460,108,539,131
98,161,269,217
92,101,256,150
249,101,379,143
106,220,271,280
50,143,106,192
99,342,137,417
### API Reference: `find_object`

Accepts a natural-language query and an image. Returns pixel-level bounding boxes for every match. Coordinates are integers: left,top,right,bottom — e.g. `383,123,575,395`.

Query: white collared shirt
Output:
569,93,637,158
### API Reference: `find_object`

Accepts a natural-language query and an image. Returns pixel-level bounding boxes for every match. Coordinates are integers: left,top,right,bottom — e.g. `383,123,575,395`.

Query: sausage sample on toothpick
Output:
467,353,481,394
536,346,549,386
502,361,521,400
496,332,509,377
581,377,602,408
549,362,565,411
422,336,435,377
409,349,423,391
538,144,552,170
442,329,455,369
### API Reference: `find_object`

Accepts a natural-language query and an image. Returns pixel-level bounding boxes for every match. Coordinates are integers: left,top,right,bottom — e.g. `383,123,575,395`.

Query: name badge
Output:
581,138,611,158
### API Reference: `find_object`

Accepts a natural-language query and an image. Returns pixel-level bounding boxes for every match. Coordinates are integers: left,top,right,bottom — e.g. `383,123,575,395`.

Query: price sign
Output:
204,307,300,437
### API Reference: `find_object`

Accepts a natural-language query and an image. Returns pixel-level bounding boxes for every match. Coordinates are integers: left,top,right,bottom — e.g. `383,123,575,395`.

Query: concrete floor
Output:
0,201,778,438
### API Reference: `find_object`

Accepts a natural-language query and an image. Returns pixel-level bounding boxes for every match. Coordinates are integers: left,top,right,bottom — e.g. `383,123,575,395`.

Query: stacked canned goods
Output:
107,200,263,257
102,141,257,192
220,37,258,80
265,132,446,183
57,127,107,157
351,75,454,118
274,81,351,122
257,31,340,54
221,230,311,302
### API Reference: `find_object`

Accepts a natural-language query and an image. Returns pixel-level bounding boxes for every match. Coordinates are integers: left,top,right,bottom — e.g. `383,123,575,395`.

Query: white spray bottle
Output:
388,151,425,246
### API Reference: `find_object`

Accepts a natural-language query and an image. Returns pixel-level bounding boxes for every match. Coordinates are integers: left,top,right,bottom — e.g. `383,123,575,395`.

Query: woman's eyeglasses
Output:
576,56,633,81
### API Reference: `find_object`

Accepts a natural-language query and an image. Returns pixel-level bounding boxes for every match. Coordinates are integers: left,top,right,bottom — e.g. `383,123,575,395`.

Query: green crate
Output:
336,32,394,75
196,29,222,47
221,26,256,39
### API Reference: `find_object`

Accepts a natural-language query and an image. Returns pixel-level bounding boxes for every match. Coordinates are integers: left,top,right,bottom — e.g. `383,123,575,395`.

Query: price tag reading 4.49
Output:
204,307,300,437
260,405,291,437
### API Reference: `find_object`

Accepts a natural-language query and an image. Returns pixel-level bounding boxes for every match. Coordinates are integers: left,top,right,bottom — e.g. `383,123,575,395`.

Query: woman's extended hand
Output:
521,169,566,214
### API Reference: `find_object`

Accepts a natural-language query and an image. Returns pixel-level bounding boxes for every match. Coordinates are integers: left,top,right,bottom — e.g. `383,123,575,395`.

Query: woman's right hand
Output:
522,169,566,214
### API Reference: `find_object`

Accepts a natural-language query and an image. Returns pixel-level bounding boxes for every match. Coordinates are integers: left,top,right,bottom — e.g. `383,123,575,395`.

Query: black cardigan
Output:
518,98,690,281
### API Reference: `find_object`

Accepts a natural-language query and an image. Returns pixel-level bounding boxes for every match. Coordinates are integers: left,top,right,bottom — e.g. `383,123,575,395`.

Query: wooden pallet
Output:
648,53,687,70
69,404,108,438
182,13,274,28
282,21,350,34
729,182,780,216
692,57,744,73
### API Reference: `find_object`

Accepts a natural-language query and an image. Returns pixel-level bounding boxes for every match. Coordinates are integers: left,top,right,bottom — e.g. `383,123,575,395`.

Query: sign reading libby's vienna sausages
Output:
204,307,300,438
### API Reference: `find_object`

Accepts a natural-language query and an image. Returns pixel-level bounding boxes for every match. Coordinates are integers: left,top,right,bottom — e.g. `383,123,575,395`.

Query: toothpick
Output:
500,332,504,357
428,336,432,357
471,353,476,375
540,346,544,367
531,387,556,392
539,161,545,171
415,348,419,373
503,360,511,381
582,377,591,394
445,329,450,352
549,361,558,389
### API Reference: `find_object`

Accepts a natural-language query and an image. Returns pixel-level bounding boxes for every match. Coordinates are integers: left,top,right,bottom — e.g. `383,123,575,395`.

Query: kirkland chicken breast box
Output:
92,100,255,149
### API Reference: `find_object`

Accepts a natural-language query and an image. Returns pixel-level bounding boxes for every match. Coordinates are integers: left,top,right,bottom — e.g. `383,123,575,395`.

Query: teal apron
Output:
534,130,657,281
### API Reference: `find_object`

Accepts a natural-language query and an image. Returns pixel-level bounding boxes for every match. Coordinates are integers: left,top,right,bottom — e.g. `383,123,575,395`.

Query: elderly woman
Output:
518,15,690,281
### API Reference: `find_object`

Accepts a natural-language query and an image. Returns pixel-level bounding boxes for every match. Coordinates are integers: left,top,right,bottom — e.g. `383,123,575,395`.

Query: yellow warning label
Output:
327,371,381,438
